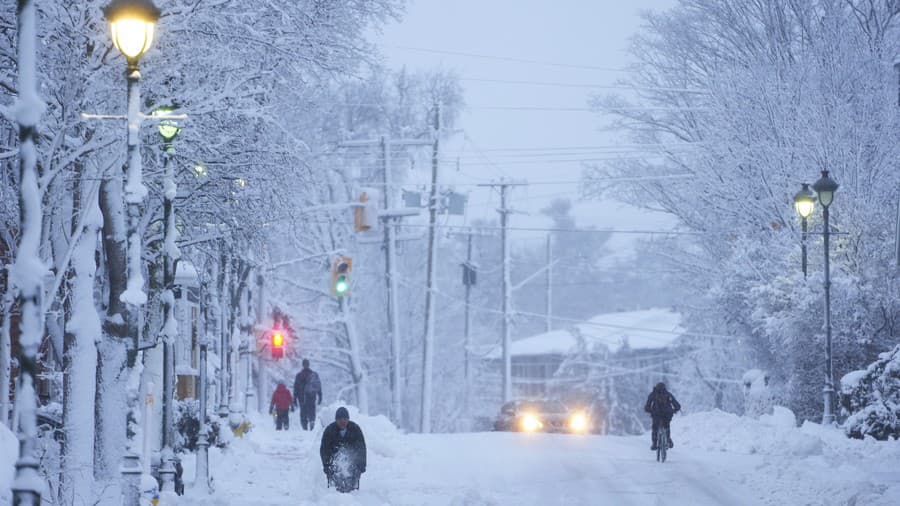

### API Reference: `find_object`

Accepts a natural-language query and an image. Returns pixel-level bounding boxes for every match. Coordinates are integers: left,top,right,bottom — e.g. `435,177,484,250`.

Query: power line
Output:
388,45,631,72
397,222,701,236
329,103,704,113
445,142,703,153
458,77,707,94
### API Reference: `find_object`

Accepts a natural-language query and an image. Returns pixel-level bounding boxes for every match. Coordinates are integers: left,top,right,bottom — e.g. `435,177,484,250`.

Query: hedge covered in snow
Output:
841,344,900,440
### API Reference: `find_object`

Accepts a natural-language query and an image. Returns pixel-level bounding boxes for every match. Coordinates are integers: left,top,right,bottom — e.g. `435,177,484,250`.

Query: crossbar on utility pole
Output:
477,180,528,403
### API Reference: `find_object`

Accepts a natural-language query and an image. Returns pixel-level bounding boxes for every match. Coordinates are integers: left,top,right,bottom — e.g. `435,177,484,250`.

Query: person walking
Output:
644,382,681,450
269,383,293,431
293,359,323,430
320,407,366,493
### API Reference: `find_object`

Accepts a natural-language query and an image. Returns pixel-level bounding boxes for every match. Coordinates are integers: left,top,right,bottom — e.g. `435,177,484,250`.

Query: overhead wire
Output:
387,44,632,72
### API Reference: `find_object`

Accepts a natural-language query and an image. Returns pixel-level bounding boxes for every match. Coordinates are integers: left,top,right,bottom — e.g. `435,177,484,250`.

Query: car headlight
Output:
520,414,543,432
569,412,589,432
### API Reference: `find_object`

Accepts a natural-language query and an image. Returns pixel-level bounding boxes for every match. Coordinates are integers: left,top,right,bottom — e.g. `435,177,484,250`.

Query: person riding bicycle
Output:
644,382,681,451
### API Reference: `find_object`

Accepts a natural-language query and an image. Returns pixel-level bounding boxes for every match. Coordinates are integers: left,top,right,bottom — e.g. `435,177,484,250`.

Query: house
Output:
486,308,683,398
481,308,684,432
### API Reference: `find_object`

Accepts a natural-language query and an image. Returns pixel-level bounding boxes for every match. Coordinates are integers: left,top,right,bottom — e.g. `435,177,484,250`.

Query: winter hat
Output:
302,358,310,368
335,407,350,420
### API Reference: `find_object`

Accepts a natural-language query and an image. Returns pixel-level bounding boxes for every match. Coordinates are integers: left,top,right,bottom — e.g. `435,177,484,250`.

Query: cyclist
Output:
644,382,681,450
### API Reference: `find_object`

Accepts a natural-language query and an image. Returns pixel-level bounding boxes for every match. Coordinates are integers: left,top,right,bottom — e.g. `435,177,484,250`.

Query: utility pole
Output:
338,135,430,428
448,227,490,427
477,180,527,403
464,233,474,380
545,234,553,333
421,101,441,433
448,228,491,384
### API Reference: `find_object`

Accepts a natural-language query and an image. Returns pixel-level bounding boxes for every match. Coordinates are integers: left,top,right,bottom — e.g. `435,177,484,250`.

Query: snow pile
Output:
677,407,822,457
675,408,900,505
0,422,16,504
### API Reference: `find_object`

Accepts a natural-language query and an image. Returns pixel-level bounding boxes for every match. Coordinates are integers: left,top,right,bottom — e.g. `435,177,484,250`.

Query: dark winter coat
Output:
294,368,323,405
644,388,681,419
270,384,293,411
320,421,366,475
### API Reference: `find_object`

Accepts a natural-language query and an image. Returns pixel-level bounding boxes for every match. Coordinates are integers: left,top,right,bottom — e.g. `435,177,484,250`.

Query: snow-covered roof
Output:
486,308,683,359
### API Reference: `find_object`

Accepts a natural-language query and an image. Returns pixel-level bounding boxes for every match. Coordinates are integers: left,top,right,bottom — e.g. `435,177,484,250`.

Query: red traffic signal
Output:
271,331,285,359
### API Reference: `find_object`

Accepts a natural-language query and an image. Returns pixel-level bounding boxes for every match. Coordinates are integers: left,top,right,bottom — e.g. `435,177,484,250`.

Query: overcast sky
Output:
372,0,677,251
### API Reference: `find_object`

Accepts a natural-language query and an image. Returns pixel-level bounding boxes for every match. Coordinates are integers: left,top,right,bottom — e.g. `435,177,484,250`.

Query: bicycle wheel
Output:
657,428,667,463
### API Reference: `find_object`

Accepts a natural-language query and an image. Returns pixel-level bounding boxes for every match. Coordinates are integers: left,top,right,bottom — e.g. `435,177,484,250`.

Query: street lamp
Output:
103,1,162,504
154,106,181,146
793,183,816,277
153,105,180,494
196,331,212,494
104,0,160,69
812,169,839,425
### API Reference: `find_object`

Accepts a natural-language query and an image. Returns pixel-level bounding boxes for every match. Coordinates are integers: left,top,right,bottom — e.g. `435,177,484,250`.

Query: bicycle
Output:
656,426,668,463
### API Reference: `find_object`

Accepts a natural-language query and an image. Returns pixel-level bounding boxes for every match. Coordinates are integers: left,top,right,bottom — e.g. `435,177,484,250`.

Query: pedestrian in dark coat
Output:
644,382,681,450
269,383,293,431
320,407,366,493
293,359,323,430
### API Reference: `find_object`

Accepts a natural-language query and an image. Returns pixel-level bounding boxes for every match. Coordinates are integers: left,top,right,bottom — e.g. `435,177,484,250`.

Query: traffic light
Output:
271,330,285,359
331,257,352,296
353,188,379,233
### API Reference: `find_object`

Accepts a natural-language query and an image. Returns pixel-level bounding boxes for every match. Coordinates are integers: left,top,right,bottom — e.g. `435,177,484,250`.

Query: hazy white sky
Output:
373,0,676,248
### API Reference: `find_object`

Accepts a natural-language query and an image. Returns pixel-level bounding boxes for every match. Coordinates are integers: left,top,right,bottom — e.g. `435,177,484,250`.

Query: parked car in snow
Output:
493,399,590,434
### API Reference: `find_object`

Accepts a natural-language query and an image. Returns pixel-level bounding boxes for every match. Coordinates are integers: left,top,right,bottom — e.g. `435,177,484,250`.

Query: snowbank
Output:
675,408,900,505
179,405,900,505
1,422,16,504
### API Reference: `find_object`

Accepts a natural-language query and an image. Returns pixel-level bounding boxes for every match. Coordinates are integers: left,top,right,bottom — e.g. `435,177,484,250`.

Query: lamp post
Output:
793,183,816,277
153,105,180,493
196,332,212,494
103,1,161,504
812,169,839,425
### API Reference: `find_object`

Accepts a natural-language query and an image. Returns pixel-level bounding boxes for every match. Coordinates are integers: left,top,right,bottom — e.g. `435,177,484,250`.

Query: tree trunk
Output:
61,170,101,505
96,172,130,480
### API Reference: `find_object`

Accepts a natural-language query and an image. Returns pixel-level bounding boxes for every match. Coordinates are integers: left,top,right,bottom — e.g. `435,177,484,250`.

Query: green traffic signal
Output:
335,275,349,295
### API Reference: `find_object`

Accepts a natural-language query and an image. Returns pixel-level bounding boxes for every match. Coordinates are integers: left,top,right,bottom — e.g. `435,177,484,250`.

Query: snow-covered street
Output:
178,408,900,506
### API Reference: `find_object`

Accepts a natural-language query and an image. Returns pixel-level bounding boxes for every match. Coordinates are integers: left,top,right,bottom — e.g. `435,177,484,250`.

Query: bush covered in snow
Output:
174,399,226,452
841,344,900,441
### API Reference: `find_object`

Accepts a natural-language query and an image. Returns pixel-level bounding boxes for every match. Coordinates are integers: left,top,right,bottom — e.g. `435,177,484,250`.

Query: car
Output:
493,399,591,434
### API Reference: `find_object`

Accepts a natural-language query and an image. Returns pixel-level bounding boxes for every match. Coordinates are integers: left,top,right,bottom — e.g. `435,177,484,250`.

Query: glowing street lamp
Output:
793,183,816,277
104,0,160,68
153,106,181,145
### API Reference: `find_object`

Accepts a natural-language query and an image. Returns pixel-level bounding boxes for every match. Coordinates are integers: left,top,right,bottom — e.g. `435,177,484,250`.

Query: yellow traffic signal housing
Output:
331,257,352,296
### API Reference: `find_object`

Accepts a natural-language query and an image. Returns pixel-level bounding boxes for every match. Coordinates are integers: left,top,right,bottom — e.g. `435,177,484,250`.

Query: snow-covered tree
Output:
842,344,900,440
587,0,900,421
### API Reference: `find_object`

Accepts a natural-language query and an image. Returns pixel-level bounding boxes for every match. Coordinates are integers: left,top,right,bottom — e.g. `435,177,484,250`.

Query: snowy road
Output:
180,411,768,506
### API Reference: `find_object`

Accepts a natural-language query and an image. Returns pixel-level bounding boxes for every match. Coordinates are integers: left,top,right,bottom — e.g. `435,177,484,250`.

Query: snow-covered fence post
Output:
10,0,46,503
